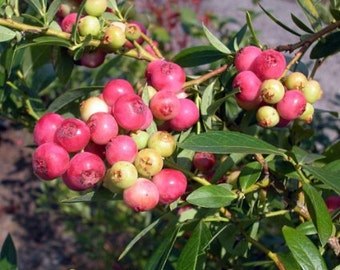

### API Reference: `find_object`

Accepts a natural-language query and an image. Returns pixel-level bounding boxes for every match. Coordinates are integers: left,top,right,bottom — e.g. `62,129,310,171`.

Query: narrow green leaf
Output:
107,0,118,11
277,252,300,270
239,161,263,191
32,36,72,48
291,146,325,165
26,0,43,15
0,26,16,42
303,165,340,194
186,185,237,208
297,0,323,31
202,24,231,54
291,13,315,34
310,31,340,59
330,7,340,20
47,86,102,112
296,221,317,235
0,234,17,269
179,131,285,156
46,0,62,24
119,217,163,261
176,221,211,270
227,24,248,52
172,46,225,67
302,182,333,246
61,187,119,203
200,79,216,130
282,226,328,270
245,11,261,47
206,89,239,115
258,4,301,37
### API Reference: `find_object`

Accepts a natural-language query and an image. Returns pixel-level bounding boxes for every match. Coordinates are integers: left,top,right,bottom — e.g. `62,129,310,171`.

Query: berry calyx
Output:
104,161,138,190
134,148,164,178
149,90,180,121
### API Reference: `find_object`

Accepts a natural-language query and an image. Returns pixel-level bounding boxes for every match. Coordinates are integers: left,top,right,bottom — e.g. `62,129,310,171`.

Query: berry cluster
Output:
56,0,147,68
32,58,201,211
233,46,323,128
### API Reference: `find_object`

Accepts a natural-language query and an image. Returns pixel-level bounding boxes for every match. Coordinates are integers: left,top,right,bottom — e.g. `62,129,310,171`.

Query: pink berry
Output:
232,70,261,102
325,196,340,213
146,60,186,93
167,98,199,131
32,142,70,180
112,93,148,131
33,112,64,145
152,169,187,204
102,79,135,107
149,90,180,120
234,45,262,72
62,152,106,191
55,118,91,152
276,90,307,120
80,49,106,68
251,49,286,80
193,152,216,172
139,106,153,130
84,141,106,160
123,178,159,211
87,112,118,145
105,135,138,165
61,12,78,33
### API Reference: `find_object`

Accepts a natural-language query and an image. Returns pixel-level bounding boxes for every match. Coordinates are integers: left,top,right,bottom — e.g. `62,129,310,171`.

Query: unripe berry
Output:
80,96,110,122
123,178,159,211
134,148,164,178
105,135,138,165
284,71,307,90
130,130,150,150
55,118,91,152
147,131,176,157
234,45,262,72
84,0,107,17
251,49,286,80
57,0,79,18
102,25,126,51
104,161,138,190
62,152,105,191
33,112,64,145
78,15,101,37
87,112,118,145
256,105,280,128
167,98,199,131
125,23,142,41
301,79,323,104
232,70,261,102
152,169,187,204
32,142,70,180
192,152,216,172
102,79,135,107
149,90,180,120
276,90,307,120
298,102,314,123
260,79,285,104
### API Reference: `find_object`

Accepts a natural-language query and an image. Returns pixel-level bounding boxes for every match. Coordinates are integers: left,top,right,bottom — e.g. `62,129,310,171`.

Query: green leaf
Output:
245,11,261,48
179,131,285,155
239,161,263,191
291,146,325,165
46,0,62,24
107,0,118,11
202,24,231,54
186,185,237,208
172,46,225,67
227,24,248,52
26,0,43,15
206,89,239,115
291,13,314,34
0,234,17,270
47,86,102,112
32,36,72,48
330,7,340,20
200,79,216,130
296,221,317,236
310,31,340,59
61,187,120,203
268,158,300,179
258,4,301,37
52,47,74,84
303,165,340,194
119,217,163,261
0,26,16,42
297,0,323,31
302,182,333,246
282,226,328,270
277,252,300,270
176,221,211,270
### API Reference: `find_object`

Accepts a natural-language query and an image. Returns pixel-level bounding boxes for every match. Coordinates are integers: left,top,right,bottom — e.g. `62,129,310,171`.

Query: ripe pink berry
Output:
33,112,64,145
234,45,262,72
113,93,149,131
62,152,106,191
276,90,307,120
167,98,199,131
84,141,106,160
105,135,138,165
325,196,340,212
55,118,91,152
149,90,180,120
87,112,118,145
152,169,187,204
61,12,78,33
232,70,262,102
193,152,216,172
32,142,70,180
251,49,286,80
102,79,135,107
123,178,159,211
146,60,186,93
139,106,153,130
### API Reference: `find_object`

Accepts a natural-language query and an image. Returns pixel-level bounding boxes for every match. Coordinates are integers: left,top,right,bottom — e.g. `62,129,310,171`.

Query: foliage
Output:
0,0,339,269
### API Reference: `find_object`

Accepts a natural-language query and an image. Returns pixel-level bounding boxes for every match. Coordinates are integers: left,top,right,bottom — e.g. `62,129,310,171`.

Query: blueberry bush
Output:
0,0,339,269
